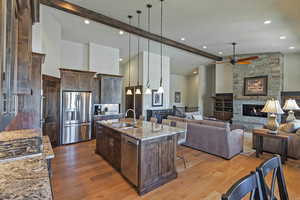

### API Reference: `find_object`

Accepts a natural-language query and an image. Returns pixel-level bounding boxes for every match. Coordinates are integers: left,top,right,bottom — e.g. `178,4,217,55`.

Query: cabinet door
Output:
61,71,79,90
112,137,121,170
100,77,122,104
42,75,60,146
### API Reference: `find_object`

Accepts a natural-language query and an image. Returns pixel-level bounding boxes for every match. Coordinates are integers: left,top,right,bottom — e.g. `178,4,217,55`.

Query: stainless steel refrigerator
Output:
61,91,92,144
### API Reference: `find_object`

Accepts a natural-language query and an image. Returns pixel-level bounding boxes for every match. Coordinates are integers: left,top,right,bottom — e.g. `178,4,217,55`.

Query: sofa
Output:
168,115,244,159
252,121,300,159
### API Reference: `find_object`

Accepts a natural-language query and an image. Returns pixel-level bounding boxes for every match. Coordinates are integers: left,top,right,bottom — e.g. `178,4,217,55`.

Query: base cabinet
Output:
96,124,121,171
96,124,177,195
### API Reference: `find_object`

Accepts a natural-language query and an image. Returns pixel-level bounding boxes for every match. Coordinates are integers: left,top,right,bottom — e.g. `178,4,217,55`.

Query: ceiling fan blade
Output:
215,60,230,64
237,56,259,62
237,61,251,64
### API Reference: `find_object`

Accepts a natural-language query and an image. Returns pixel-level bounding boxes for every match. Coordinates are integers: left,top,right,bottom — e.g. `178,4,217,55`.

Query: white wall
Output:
142,51,170,115
170,74,187,107
40,6,62,77
215,54,300,93
186,74,199,107
215,63,233,93
284,53,300,91
121,51,170,115
89,43,120,75
60,40,88,71
32,6,120,78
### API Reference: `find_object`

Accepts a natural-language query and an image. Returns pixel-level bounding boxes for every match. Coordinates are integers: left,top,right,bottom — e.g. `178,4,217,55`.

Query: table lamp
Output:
261,99,284,134
283,99,300,122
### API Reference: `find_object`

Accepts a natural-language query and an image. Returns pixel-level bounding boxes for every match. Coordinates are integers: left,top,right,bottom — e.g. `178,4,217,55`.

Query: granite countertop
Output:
98,120,184,141
0,129,41,142
0,156,52,200
42,136,55,160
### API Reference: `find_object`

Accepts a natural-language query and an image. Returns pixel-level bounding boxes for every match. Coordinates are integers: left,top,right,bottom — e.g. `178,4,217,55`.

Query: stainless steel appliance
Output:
62,91,92,144
121,135,139,186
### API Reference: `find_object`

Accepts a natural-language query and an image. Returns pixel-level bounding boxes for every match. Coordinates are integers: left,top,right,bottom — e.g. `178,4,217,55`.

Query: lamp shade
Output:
261,99,284,114
283,99,300,110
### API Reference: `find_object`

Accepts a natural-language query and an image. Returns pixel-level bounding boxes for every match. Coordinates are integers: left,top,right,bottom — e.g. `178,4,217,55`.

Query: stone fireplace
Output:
232,53,284,130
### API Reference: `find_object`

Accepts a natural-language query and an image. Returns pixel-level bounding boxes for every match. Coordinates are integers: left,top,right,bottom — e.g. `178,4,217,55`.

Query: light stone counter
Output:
98,120,184,141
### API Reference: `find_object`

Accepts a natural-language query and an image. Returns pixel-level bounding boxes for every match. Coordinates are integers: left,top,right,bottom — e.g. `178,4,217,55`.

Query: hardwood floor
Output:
52,140,300,200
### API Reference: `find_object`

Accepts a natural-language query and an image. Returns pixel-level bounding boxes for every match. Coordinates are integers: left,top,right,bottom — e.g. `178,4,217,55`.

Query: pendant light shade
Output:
158,0,164,94
136,10,142,95
135,88,141,95
126,15,133,95
145,4,152,95
145,87,151,95
126,89,133,95
157,86,164,94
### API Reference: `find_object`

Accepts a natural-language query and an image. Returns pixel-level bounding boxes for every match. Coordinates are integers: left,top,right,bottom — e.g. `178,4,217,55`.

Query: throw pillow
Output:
192,114,203,120
296,128,300,135
280,120,300,133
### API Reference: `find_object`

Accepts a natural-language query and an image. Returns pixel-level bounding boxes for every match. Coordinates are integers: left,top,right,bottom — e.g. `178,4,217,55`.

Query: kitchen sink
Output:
111,122,137,129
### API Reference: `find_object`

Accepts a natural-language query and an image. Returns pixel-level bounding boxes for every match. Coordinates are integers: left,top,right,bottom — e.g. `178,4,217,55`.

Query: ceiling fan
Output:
216,43,259,65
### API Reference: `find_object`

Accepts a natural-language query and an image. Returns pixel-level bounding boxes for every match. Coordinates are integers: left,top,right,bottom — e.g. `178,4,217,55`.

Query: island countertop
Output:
97,119,184,141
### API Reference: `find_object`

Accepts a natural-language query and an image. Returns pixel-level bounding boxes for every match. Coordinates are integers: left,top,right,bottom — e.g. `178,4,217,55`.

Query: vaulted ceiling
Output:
48,0,300,75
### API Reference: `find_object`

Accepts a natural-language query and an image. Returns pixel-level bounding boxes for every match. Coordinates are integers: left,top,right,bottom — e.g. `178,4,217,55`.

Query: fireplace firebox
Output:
242,104,267,118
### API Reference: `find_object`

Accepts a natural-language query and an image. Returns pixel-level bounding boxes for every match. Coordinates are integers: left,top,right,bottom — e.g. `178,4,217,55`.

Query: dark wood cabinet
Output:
214,93,233,121
0,0,40,131
42,75,60,146
97,74,123,104
60,68,96,91
139,136,177,195
125,85,143,119
96,124,121,170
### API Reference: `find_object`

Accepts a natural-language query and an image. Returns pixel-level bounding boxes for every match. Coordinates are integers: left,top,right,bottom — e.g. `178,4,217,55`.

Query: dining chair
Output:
222,171,264,200
150,117,158,124
256,155,289,200
139,115,145,121
162,119,172,126
172,121,187,168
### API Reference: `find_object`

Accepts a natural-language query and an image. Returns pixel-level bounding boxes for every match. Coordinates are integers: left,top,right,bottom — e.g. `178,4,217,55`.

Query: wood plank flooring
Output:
52,140,300,200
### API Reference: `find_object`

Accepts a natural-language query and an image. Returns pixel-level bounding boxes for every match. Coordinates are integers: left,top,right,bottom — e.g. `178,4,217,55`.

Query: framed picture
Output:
244,76,268,96
174,91,181,103
152,90,163,107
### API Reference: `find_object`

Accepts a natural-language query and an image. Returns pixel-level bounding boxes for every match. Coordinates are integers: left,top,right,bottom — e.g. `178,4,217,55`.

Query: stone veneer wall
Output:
232,53,284,130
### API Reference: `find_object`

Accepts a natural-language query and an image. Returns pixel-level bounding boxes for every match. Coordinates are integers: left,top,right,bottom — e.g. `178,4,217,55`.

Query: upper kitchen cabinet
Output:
60,68,96,91
97,74,123,104
0,0,40,131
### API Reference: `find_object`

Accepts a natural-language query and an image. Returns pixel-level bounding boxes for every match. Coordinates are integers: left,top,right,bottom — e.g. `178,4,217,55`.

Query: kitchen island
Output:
95,119,184,195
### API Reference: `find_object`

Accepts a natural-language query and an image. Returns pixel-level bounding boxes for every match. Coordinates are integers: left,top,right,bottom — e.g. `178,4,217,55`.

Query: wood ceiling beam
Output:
40,0,222,61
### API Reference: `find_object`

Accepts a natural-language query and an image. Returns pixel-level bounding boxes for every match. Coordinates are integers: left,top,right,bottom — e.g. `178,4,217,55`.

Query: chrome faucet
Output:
125,109,137,124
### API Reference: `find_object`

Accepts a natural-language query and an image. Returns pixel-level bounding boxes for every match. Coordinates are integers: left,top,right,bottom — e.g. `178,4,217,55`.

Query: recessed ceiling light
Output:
218,52,223,55
119,30,124,35
280,36,287,40
180,37,186,41
289,46,295,50
193,71,197,74
203,46,207,49
119,58,123,62
264,20,272,24
84,19,90,24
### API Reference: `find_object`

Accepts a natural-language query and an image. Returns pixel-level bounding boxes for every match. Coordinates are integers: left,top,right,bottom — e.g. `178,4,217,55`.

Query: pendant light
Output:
145,4,152,95
157,0,164,94
126,15,133,95
135,10,142,95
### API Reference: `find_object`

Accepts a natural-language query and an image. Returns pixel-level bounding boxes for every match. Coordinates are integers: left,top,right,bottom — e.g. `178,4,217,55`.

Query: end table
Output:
252,128,289,164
